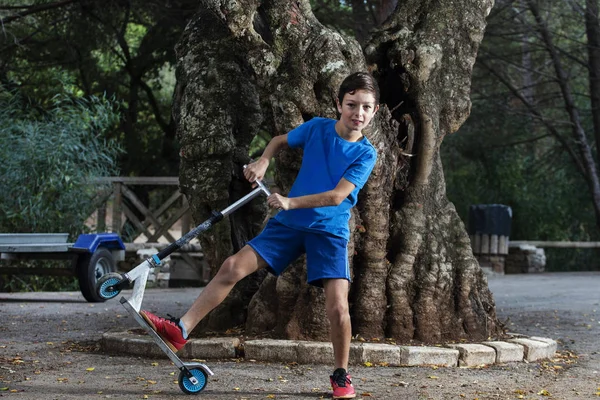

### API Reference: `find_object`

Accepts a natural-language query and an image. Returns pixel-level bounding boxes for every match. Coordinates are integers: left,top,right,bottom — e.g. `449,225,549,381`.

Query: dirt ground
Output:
0,272,599,399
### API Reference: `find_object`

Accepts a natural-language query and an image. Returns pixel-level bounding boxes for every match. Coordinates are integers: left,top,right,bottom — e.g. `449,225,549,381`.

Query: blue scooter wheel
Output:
96,273,124,300
178,368,208,394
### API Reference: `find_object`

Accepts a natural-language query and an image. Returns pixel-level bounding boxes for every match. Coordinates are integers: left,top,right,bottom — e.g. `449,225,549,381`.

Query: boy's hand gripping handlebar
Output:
242,164,271,197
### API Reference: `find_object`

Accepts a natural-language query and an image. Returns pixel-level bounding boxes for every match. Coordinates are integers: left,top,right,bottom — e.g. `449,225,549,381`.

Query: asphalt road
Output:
1,272,599,399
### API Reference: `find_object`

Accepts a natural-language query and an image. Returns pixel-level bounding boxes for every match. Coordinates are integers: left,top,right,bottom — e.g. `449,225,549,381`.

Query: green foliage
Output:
444,115,597,271
0,89,122,237
0,261,79,294
310,0,355,36
444,101,594,242
0,0,191,177
443,0,599,271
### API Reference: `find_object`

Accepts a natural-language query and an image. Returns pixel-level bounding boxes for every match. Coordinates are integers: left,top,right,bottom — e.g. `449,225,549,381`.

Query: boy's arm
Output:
244,134,289,183
268,178,355,210
268,148,377,211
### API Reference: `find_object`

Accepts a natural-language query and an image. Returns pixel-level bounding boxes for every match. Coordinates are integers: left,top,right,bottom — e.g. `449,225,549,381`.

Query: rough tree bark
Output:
174,0,501,343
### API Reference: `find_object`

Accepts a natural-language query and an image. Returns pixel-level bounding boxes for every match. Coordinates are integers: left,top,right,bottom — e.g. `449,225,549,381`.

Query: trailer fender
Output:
71,233,126,261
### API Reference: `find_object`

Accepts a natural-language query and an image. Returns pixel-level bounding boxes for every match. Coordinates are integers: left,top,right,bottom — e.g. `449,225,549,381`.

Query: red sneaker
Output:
330,368,356,399
140,310,187,352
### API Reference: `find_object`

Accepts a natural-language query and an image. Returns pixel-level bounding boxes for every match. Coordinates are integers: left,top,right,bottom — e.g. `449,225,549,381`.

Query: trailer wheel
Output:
77,247,116,302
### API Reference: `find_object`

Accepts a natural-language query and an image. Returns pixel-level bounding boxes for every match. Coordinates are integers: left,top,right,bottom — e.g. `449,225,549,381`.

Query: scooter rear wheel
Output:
178,368,208,394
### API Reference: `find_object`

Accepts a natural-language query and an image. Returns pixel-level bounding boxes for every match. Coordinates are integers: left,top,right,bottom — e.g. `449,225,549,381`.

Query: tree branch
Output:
86,11,129,65
138,78,170,133
0,5,32,10
0,16,68,54
478,59,587,177
487,133,552,148
0,0,78,24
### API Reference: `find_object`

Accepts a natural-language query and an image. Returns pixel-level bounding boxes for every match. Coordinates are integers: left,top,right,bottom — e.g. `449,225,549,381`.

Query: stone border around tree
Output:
101,331,557,367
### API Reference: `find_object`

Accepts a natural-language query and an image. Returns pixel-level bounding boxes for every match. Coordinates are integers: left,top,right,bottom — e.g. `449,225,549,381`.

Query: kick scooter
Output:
95,173,271,395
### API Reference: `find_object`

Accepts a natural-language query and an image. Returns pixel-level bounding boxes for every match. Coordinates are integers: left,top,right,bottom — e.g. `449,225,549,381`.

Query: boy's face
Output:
336,89,379,135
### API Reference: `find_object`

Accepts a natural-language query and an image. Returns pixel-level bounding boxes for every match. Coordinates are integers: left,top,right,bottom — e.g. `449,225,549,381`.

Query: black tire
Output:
96,272,125,300
77,247,116,302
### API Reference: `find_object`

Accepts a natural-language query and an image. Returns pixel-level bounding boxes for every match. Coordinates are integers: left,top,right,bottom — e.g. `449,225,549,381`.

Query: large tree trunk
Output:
174,0,501,343
360,0,499,342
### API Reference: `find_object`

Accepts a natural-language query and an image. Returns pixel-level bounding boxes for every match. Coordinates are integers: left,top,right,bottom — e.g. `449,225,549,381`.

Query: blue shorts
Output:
247,219,350,287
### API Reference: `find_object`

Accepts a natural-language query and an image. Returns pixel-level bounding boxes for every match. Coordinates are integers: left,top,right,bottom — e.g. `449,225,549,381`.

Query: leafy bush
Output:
0,90,122,237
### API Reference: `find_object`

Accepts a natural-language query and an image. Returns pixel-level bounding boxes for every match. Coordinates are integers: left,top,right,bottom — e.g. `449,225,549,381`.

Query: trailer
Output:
0,233,125,302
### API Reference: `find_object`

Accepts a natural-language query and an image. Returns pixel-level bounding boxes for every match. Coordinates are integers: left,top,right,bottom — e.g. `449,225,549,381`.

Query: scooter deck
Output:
119,297,214,379
120,297,186,367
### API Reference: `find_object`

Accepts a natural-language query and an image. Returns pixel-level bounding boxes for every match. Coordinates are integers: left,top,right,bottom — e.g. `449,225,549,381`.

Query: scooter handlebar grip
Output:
156,242,180,260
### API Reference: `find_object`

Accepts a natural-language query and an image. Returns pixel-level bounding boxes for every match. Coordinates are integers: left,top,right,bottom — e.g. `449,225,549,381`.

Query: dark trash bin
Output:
468,204,512,258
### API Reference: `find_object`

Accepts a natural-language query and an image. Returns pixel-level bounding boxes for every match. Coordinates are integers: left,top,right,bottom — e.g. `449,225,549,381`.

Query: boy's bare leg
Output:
179,245,267,334
323,278,351,370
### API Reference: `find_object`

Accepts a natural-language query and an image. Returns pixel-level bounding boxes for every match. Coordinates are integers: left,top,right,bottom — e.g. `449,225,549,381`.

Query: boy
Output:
141,71,379,399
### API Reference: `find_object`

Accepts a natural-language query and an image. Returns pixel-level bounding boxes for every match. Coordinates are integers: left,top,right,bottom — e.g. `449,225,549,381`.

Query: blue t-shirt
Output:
274,117,377,240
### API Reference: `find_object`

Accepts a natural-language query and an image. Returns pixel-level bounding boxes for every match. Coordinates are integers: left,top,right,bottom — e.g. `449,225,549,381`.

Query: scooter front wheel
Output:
96,273,126,300
178,368,208,394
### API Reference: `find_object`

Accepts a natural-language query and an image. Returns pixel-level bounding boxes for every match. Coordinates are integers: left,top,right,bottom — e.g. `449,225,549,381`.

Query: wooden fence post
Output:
181,196,191,235
97,204,106,233
112,182,122,234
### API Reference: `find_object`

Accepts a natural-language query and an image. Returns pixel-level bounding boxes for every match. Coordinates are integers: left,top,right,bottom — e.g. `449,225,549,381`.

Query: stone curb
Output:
101,331,558,368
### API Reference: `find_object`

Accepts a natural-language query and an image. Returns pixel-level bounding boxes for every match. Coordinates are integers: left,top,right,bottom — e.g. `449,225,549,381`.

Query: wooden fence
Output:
93,177,190,238
509,241,600,248
92,177,200,266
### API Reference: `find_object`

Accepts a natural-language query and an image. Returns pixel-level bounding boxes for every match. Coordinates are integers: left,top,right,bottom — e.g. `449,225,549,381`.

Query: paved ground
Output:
0,272,599,399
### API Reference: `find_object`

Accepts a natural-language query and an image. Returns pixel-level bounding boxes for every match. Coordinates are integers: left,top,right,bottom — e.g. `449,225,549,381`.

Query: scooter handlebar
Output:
243,164,271,197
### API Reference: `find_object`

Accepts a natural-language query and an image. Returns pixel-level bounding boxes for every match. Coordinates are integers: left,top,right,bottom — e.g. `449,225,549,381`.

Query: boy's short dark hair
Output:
337,72,380,105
